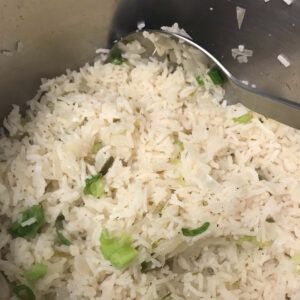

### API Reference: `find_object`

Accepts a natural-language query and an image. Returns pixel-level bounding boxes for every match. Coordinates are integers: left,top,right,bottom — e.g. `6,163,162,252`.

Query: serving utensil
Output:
110,30,300,129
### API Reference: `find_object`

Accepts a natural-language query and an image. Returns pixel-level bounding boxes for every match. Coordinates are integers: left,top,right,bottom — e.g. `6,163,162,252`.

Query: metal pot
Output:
0,0,299,122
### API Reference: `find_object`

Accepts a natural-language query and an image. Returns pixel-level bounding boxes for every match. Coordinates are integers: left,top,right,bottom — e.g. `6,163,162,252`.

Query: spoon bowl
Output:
110,30,300,129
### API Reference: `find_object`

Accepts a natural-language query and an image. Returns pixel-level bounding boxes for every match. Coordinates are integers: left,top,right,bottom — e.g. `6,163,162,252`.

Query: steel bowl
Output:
0,0,299,122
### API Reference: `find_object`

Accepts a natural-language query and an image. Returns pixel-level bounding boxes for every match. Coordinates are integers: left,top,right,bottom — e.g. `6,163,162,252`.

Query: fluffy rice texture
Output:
1,32,300,300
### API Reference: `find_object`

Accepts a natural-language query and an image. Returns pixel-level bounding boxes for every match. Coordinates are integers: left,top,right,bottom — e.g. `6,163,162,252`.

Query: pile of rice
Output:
1,30,300,300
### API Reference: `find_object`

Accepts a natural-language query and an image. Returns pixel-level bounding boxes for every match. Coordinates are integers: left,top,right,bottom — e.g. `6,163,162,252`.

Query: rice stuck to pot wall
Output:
1,29,300,300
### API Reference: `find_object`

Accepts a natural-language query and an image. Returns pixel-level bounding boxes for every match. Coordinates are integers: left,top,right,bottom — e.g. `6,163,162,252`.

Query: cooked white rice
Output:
1,29,300,300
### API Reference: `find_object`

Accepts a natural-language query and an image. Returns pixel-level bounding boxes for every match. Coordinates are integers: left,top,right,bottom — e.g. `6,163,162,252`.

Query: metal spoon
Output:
109,30,300,129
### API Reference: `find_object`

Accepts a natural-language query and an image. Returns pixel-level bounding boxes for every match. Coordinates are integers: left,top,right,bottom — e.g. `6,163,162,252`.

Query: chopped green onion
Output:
109,246,137,269
56,231,71,246
174,138,184,152
182,222,210,237
208,67,225,85
8,205,45,239
111,57,124,65
236,235,257,245
84,174,105,198
91,142,102,155
109,47,124,65
53,250,71,258
236,235,270,248
196,75,205,86
100,229,137,270
141,261,153,273
55,214,71,246
84,157,114,198
24,263,47,283
13,284,35,300
233,113,252,124
100,156,115,176
151,238,164,249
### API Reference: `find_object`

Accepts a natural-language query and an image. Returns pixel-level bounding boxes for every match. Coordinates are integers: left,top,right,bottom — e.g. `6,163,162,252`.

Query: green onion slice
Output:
24,263,47,283
84,157,114,198
207,67,225,85
236,235,257,245
13,284,35,300
84,174,105,198
174,138,184,152
182,222,210,237
233,113,252,124
55,214,71,246
236,235,270,248
56,231,71,246
196,75,205,86
108,47,124,65
100,156,115,176
111,57,124,65
100,229,137,270
8,205,45,239
91,142,102,154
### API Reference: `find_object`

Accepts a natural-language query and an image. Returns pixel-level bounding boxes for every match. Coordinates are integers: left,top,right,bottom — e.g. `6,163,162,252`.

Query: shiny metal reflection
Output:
111,30,300,129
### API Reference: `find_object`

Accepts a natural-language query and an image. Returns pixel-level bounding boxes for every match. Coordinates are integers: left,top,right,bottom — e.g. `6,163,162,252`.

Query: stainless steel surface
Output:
0,0,299,123
0,0,119,120
112,30,300,129
111,0,300,102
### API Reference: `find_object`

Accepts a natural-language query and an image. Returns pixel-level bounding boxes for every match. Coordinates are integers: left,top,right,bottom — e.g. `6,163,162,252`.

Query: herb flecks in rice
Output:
1,26,300,299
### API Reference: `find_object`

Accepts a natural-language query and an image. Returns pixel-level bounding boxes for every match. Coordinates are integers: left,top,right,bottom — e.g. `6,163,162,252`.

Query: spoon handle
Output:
225,80,300,129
